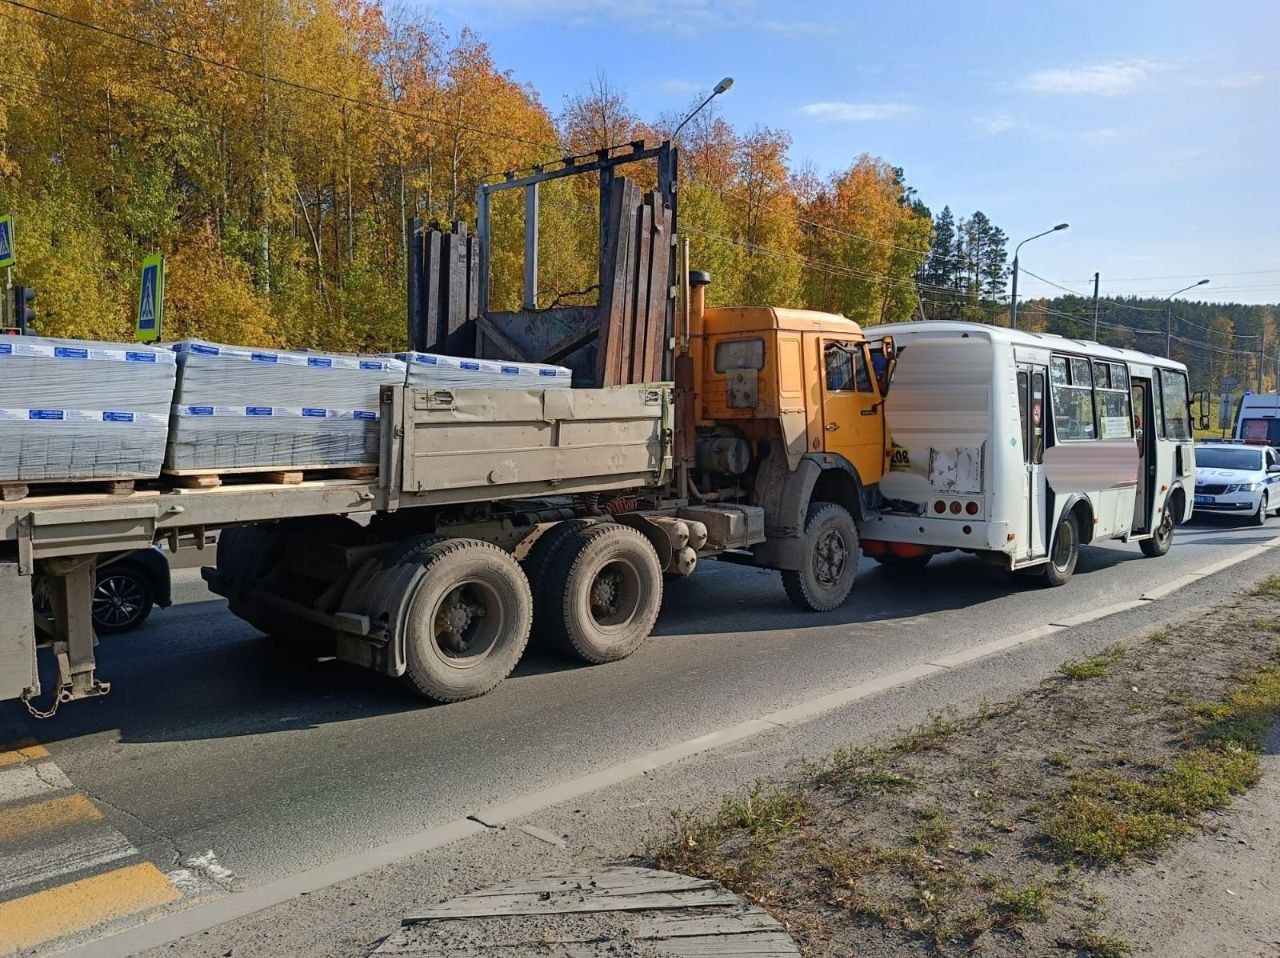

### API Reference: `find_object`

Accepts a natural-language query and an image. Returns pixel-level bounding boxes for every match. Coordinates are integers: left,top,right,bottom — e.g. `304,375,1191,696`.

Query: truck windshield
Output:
1197,447,1263,470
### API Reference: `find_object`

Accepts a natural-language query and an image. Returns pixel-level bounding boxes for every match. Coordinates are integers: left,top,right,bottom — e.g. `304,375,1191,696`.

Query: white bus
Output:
860,322,1202,585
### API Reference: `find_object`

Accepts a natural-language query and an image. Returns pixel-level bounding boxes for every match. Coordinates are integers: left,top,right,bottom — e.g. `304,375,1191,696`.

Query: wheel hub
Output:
590,570,621,617
436,589,486,655
815,530,848,585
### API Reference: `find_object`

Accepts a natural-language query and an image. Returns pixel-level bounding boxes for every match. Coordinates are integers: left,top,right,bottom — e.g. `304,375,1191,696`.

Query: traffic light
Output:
11,285,34,333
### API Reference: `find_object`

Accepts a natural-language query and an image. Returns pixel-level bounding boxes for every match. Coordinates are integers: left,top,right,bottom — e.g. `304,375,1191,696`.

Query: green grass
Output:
1251,575,1280,597
1040,655,1280,865
1060,646,1125,681
997,882,1053,921
1074,931,1134,957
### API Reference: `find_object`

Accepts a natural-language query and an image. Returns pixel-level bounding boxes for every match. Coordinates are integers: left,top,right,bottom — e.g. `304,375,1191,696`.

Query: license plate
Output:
1194,495,1215,504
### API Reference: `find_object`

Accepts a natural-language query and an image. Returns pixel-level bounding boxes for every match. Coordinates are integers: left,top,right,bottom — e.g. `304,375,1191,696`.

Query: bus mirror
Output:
880,337,896,362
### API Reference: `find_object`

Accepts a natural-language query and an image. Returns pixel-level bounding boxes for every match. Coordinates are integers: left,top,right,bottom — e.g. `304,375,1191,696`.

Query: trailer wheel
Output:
522,519,596,643
381,533,446,566
1042,512,1080,586
781,502,858,613
1140,504,1175,557
542,523,662,664
402,539,531,702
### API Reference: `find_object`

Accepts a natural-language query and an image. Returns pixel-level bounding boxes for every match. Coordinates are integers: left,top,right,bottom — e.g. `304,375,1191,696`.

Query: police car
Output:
1193,442,1280,524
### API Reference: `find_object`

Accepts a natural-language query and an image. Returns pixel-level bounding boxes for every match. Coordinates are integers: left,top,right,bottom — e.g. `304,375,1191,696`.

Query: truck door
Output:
819,339,883,483
1017,364,1048,559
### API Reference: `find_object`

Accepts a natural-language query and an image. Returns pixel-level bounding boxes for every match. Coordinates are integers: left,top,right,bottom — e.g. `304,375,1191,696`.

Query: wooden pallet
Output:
162,463,377,490
0,478,137,502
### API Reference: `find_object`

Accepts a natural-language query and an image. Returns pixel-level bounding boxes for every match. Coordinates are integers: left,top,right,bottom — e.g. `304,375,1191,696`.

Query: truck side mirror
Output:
880,337,896,362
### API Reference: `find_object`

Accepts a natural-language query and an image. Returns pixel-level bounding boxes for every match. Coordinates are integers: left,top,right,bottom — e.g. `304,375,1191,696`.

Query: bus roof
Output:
862,320,1188,372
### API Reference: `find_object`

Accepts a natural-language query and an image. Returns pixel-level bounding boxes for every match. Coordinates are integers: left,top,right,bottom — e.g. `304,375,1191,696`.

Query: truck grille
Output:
1196,483,1228,495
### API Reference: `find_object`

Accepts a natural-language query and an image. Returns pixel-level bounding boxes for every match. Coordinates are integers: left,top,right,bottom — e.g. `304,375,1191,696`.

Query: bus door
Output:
1130,377,1157,533
1017,364,1048,559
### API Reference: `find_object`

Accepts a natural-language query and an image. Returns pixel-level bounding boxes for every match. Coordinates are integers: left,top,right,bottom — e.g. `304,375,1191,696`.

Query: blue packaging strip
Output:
398,351,572,389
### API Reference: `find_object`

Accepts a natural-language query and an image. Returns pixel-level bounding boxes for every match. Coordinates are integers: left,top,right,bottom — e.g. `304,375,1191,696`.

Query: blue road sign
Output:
0,215,14,269
136,254,164,342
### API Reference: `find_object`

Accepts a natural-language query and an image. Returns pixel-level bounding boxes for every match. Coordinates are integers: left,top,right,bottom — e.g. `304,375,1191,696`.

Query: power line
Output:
0,0,557,150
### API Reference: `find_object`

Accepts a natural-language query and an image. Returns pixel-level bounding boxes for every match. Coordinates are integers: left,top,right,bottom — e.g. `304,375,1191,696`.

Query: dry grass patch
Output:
654,582,1280,957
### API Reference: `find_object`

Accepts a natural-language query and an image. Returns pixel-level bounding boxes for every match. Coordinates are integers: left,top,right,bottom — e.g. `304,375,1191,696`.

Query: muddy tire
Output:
1140,504,1174,557
781,502,858,613
542,523,662,663
381,533,446,566
522,519,598,643
402,539,532,702
1041,512,1080,586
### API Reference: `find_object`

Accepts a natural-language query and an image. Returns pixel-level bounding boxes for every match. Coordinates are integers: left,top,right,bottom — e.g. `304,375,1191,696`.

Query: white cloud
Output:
798,101,913,122
1193,71,1271,90
977,114,1019,135
1018,59,1169,96
659,79,703,97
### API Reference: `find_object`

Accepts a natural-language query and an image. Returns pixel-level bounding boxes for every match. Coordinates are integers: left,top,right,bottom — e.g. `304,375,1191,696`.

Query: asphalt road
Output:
1,515,1276,955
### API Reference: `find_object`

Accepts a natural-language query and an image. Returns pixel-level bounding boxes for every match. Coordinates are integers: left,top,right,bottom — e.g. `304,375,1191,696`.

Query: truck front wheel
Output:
781,502,859,612
543,523,662,663
402,539,532,702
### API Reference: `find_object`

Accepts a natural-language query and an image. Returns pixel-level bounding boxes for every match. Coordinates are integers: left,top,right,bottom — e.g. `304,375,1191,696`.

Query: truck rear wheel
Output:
522,519,596,643
542,523,662,663
781,502,858,613
402,539,532,702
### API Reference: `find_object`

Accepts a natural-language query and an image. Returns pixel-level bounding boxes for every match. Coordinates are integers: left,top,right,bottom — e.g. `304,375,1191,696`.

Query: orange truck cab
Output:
680,270,895,610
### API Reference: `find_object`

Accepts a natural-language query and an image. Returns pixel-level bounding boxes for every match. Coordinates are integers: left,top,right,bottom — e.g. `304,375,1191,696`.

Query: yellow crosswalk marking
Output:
0,741,50,768
0,861,179,953
0,794,103,845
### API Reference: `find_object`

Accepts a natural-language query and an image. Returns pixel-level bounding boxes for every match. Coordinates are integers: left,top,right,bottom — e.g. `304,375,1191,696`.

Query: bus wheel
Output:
782,502,859,612
544,523,662,663
402,539,531,702
1140,506,1175,557
1042,512,1080,586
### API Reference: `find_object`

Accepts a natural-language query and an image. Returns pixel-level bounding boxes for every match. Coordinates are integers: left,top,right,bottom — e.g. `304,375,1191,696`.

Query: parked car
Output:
1193,442,1280,524
34,546,172,635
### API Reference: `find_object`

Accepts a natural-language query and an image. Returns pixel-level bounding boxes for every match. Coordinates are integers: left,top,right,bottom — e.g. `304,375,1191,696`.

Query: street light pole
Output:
1009,223,1069,330
671,77,734,140
1163,278,1210,359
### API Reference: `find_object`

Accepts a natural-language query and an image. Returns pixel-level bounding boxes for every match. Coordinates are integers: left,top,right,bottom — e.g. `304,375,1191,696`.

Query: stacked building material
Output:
166,340,406,473
399,352,572,390
0,337,176,482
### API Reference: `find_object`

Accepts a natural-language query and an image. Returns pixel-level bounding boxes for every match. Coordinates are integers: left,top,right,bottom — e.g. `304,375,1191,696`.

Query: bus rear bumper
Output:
860,512,1014,554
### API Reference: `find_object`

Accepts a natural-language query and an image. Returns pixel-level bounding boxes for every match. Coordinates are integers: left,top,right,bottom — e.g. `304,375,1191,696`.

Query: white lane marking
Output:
60,543,1280,958
0,762,73,804
1141,573,1206,601
165,869,203,894
929,625,1064,669
183,850,236,886
1050,599,1151,628
1194,547,1268,578
0,831,136,895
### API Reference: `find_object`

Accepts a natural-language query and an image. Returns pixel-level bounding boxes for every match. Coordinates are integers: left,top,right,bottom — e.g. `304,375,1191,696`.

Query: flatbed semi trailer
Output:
1,282,900,714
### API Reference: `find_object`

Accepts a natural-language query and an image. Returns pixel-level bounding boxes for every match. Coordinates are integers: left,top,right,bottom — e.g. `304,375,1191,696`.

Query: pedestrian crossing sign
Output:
0,215,14,269
136,254,164,342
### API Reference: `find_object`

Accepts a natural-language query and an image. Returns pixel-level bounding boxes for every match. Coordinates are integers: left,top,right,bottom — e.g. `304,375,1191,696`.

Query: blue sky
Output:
419,0,1279,305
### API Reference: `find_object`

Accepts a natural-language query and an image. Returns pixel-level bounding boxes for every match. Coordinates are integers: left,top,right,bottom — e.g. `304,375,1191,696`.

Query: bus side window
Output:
1151,373,1166,439
1017,371,1030,463
1160,368,1192,441
1031,371,1045,462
